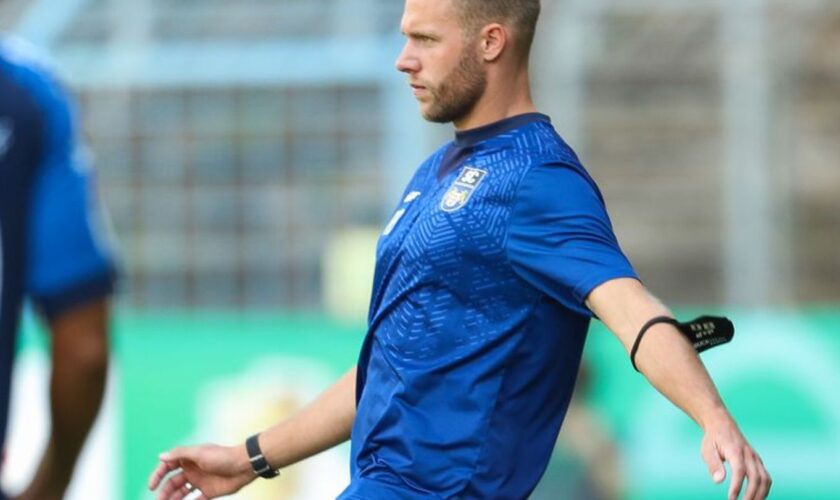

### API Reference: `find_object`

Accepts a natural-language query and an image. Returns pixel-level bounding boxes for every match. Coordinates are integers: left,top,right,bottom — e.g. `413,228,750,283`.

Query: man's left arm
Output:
16,299,110,500
586,277,772,500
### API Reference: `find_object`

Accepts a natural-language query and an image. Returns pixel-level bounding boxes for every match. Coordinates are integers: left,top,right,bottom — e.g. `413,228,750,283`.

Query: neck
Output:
453,66,536,131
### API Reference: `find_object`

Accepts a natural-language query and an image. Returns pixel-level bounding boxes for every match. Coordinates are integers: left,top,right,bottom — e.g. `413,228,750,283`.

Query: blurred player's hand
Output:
148,444,255,500
700,413,772,500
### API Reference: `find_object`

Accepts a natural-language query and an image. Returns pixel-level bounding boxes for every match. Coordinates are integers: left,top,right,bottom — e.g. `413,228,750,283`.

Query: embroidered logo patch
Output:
440,167,487,212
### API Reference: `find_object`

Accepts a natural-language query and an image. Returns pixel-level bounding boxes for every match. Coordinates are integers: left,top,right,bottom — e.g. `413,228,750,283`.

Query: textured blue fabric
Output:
341,114,637,499
0,38,116,459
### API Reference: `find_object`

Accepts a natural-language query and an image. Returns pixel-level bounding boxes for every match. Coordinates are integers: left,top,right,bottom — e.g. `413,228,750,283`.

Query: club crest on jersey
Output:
440,167,487,212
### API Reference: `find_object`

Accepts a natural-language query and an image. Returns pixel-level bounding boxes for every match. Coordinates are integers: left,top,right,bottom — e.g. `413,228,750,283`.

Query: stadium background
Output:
2,0,839,498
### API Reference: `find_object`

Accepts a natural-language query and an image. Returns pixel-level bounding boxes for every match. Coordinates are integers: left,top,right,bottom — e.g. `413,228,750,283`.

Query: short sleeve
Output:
505,162,638,317
26,83,117,318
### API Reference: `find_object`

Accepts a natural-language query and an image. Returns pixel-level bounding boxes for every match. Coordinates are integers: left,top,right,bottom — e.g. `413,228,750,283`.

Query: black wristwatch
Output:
245,434,280,479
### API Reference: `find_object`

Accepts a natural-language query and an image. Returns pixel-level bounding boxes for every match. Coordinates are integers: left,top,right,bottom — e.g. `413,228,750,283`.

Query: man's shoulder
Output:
472,118,584,176
518,120,583,165
499,123,606,212
1,37,57,82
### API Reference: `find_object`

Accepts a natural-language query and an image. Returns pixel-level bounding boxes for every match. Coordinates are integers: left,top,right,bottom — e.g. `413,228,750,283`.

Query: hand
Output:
701,414,772,500
148,444,256,500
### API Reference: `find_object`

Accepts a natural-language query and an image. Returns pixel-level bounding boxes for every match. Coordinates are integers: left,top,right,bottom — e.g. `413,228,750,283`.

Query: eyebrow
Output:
401,29,441,41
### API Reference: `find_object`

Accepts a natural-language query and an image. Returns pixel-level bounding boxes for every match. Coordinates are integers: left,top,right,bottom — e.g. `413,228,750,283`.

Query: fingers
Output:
155,469,189,500
726,447,747,500
152,470,208,500
170,481,195,500
745,449,772,500
759,457,773,499
742,450,760,500
148,458,181,490
149,446,197,490
726,446,773,500
173,481,207,500
150,446,206,494
149,445,229,499
701,419,771,500
703,434,772,500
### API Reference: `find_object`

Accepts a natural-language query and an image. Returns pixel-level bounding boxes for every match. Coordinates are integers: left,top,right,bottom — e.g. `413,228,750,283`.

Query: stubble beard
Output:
422,46,487,124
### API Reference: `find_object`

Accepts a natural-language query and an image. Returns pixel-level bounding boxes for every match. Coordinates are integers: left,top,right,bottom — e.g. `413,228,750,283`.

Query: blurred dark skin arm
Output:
15,299,110,500
586,278,771,500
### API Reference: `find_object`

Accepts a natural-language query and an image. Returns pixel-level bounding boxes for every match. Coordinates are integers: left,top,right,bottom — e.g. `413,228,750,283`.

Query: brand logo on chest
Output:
440,166,488,212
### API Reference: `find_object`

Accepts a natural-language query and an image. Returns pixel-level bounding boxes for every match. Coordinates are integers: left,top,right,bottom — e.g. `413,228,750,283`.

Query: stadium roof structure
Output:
9,0,403,88
7,0,837,89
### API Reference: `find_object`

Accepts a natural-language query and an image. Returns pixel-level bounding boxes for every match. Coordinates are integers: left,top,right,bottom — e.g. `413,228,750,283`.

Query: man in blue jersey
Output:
149,1,772,499
0,38,116,500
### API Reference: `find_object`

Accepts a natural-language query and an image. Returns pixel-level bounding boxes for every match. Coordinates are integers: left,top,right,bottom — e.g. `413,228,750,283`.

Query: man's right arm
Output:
148,366,357,499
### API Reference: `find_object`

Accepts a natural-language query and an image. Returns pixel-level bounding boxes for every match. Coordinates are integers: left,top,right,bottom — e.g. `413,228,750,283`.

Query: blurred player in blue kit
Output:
0,38,117,500
150,1,772,499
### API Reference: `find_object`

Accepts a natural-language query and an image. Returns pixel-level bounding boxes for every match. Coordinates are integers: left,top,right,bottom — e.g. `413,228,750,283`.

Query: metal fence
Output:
2,0,838,310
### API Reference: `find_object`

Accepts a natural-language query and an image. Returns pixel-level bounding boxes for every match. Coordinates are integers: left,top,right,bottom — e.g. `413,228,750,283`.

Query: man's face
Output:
396,0,487,124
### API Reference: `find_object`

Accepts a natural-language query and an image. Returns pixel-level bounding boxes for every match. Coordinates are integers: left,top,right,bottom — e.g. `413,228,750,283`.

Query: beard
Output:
421,46,487,124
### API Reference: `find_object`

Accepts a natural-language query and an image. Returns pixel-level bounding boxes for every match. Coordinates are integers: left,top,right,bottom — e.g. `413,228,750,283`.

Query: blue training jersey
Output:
0,38,116,463
340,113,637,499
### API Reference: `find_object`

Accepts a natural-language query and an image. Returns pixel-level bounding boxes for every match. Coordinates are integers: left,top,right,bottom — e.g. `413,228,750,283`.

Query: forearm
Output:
589,278,771,499
149,367,358,498
588,279,728,429
258,366,357,469
39,348,108,483
635,323,728,429
23,300,110,499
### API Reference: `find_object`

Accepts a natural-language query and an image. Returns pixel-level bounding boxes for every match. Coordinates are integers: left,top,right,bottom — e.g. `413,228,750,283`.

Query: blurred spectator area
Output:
535,1,840,305
1,0,838,310
81,86,384,309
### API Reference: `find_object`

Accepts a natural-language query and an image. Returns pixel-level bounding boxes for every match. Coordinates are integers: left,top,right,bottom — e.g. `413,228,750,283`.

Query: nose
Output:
395,42,420,74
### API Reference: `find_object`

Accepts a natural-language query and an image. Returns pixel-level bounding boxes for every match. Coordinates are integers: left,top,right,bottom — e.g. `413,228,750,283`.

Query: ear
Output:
479,23,507,62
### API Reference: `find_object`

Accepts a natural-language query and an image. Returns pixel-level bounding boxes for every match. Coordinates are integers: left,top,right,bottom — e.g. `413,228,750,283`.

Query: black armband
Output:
246,434,280,479
630,315,735,372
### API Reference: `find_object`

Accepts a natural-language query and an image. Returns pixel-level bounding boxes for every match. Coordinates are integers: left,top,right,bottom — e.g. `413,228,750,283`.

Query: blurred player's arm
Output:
7,50,118,500
148,365,357,499
586,278,771,500
16,299,110,500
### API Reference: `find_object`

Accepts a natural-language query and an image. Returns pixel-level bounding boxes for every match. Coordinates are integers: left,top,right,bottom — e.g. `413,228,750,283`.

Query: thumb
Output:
701,441,727,484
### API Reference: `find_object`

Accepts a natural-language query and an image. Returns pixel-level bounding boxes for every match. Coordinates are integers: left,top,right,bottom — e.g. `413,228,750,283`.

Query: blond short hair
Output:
453,0,541,55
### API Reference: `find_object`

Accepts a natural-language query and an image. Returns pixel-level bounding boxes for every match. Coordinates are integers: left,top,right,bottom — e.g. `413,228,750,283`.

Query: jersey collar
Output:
453,113,551,148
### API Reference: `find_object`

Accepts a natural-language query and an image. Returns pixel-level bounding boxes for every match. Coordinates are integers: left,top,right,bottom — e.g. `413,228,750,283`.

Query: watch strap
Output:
245,434,280,479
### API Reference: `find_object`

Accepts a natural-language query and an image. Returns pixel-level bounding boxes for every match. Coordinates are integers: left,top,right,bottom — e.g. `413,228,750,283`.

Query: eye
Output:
412,34,437,44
